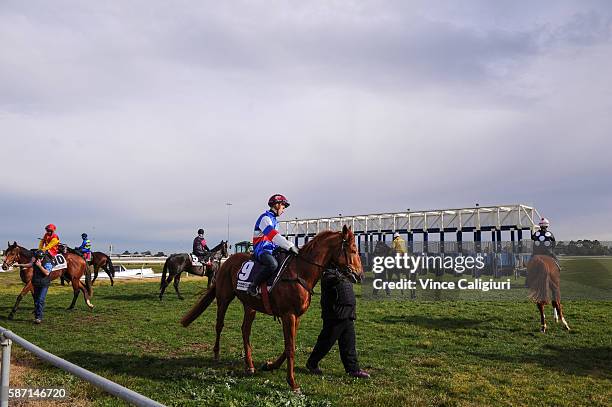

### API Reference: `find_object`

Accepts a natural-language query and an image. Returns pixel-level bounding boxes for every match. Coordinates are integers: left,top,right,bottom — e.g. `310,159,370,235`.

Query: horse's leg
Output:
261,317,303,372
173,273,184,300
552,297,570,330
68,277,81,310
78,279,94,309
537,302,546,333
213,299,231,361
92,264,99,285
241,305,257,374
8,282,34,319
159,274,170,300
281,314,300,392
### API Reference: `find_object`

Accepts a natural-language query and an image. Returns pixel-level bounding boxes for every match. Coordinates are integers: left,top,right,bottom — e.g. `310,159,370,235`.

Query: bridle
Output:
2,247,24,269
286,236,361,292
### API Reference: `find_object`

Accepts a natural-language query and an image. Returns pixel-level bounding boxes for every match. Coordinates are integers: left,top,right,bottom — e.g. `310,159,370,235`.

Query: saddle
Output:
236,251,291,293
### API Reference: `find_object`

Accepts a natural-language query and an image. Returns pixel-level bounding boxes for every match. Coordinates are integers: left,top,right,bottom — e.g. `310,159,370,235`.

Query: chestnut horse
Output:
526,255,570,333
2,242,93,320
181,226,364,392
91,252,116,286
159,241,228,300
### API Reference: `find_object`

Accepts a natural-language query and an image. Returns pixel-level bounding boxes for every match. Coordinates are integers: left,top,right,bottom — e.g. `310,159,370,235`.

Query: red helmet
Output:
45,224,57,232
268,194,290,208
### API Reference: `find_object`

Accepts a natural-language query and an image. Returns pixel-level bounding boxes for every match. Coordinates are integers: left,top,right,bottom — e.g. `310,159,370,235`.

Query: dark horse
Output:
91,252,116,286
159,241,228,300
181,226,364,392
59,250,115,286
526,255,570,333
2,241,93,319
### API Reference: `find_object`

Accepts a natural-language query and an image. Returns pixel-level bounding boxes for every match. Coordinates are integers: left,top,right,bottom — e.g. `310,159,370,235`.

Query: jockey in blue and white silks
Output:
253,210,294,257
248,194,299,296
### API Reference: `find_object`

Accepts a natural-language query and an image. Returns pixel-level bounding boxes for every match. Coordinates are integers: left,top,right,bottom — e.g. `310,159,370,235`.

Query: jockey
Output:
193,228,210,262
532,217,557,259
247,194,299,297
78,233,92,262
39,224,60,257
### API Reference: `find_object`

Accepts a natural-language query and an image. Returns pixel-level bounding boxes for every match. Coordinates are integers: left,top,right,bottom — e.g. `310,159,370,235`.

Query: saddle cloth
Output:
236,252,292,293
190,253,212,267
50,254,68,272
189,254,202,266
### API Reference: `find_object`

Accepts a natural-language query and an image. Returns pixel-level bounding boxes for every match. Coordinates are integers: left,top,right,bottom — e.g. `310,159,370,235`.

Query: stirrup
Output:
247,286,259,297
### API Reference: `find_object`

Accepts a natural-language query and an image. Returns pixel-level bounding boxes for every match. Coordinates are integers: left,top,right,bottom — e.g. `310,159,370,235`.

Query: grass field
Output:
0,257,610,406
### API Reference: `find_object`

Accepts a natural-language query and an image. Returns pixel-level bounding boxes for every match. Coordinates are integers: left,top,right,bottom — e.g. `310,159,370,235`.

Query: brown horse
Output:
2,242,93,320
180,226,364,392
526,255,570,333
91,252,116,286
159,241,228,300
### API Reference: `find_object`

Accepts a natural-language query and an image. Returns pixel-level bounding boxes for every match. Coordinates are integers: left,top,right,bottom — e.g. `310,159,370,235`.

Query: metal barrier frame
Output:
0,326,165,407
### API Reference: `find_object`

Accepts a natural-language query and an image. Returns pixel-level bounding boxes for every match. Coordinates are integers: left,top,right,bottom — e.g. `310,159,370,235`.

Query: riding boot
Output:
248,267,276,296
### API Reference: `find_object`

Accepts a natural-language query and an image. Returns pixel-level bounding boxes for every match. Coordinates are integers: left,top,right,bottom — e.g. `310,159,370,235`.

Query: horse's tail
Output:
161,257,169,289
84,258,93,296
106,255,116,277
181,283,216,327
526,256,551,303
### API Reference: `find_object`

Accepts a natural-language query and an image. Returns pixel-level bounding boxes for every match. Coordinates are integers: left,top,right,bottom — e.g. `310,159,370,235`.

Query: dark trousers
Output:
253,252,278,284
33,285,49,320
307,318,360,373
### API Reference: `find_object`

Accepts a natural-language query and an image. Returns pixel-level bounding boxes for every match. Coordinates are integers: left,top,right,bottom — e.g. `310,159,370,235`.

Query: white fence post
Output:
0,333,12,407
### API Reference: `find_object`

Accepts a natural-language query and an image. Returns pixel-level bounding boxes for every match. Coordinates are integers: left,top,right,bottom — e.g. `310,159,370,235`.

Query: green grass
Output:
0,257,610,406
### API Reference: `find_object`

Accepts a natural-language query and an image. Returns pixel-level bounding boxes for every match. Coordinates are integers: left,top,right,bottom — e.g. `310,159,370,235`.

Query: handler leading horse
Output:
2,241,93,319
181,226,364,392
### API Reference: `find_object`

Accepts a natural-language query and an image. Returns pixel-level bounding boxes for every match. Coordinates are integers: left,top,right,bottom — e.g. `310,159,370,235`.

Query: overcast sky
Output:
1,1,611,253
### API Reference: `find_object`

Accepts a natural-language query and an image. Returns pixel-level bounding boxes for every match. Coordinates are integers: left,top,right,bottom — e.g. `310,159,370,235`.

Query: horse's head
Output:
221,241,229,258
2,241,20,270
329,226,364,283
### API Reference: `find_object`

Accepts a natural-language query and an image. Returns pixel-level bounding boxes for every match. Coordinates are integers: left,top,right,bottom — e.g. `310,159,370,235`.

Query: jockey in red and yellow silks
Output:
39,224,61,257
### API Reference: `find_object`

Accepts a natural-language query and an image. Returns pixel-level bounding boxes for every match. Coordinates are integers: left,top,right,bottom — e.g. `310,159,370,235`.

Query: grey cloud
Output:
1,1,612,249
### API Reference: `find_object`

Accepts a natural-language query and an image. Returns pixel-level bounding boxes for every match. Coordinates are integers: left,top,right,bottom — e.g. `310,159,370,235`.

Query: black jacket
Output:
192,236,210,256
320,268,356,321
32,256,52,287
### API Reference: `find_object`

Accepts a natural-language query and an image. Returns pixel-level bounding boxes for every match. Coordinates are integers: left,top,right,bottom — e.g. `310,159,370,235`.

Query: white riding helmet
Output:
393,232,401,238
539,217,550,227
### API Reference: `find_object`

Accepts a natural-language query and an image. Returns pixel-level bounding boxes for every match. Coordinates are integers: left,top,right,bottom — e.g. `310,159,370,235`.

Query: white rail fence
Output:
0,326,166,407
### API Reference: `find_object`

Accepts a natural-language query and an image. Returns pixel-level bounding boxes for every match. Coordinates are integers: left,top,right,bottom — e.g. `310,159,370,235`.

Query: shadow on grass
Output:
61,350,246,381
380,315,493,330
471,344,612,378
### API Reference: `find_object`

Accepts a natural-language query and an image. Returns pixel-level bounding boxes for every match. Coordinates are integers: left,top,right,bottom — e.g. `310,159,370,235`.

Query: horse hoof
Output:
178,296,185,301
540,326,547,333
245,368,255,375
7,313,14,320
260,362,273,371
292,387,302,394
